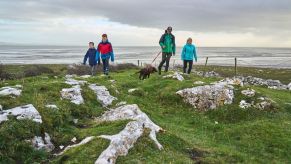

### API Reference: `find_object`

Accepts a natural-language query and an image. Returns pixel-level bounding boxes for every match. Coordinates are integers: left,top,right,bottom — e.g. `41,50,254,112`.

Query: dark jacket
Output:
83,48,98,66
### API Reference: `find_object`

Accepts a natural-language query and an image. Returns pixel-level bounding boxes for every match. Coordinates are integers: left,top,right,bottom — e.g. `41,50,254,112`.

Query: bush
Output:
67,63,139,75
23,65,54,77
0,63,16,80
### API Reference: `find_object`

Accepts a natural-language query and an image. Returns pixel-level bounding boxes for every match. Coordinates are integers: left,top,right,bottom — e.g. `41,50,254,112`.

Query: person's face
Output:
187,39,192,44
102,37,107,42
167,28,172,33
89,43,94,48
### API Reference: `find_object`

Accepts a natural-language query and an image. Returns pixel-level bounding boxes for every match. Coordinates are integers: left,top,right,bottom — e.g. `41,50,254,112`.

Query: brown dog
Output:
137,65,157,80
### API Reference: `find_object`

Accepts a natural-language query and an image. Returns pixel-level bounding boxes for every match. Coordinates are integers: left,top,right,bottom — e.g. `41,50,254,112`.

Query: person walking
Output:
96,34,115,75
181,37,197,74
158,26,176,75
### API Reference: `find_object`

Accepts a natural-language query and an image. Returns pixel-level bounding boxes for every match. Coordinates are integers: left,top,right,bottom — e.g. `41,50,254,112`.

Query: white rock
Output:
176,83,234,111
80,75,91,79
45,104,58,110
0,85,22,97
55,136,95,156
214,121,219,124
73,119,78,124
60,85,84,105
65,74,76,79
32,132,55,152
109,80,116,83
116,101,127,106
71,137,77,143
95,104,163,164
193,81,205,85
241,88,256,97
128,88,138,93
163,72,184,81
0,104,42,124
59,145,64,150
239,100,252,109
89,84,117,107
288,83,291,90
65,78,87,86
214,78,243,86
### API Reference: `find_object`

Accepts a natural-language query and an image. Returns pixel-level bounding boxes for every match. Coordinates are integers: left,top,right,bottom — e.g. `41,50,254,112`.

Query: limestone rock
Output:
89,84,117,107
31,133,55,152
239,100,252,109
241,88,256,97
95,104,163,164
0,104,42,124
163,72,184,81
45,104,58,110
60,85,84,105
55,136,95,156
176,83,234,111
0,85,22,97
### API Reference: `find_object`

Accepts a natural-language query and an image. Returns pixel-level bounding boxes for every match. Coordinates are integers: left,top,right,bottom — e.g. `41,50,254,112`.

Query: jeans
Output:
183,60,193,74
158,52,172,72
102,58,109,75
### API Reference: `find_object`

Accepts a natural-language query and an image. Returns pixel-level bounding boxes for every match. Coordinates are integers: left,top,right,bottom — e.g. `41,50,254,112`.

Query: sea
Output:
0,45,291,68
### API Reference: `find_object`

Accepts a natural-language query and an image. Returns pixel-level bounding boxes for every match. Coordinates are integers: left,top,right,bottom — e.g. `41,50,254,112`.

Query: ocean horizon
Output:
1,45,291,68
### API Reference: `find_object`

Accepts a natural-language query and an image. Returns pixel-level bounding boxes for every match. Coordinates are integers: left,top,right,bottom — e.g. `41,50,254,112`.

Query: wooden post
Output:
235,57,237,77
203,57,209,77
138,60,140,67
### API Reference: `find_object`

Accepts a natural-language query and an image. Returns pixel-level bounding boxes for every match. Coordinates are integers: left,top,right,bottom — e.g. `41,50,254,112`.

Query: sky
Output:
0,0,291,47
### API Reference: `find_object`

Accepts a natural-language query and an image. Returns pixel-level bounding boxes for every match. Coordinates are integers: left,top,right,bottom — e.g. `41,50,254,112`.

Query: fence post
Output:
203,57,209,77
138,60,140,67
235,57,237,77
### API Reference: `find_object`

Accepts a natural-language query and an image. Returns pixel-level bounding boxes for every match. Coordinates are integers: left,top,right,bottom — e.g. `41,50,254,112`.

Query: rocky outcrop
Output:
89,84,117,107
31,133,55,152
0,85,22,97
0,104,42,124
239,100,252,109
176,83,234,111
236,76,288,90
45,104,58,110
55,136,95,156
60,85,84,105
95,104,163,164
163,72,184,81
193,71,220,77
241,88,256,97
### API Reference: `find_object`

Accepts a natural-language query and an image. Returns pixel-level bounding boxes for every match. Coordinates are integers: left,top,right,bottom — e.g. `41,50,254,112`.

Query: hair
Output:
89,42,94,46
187,38,192,43
102,34,107,38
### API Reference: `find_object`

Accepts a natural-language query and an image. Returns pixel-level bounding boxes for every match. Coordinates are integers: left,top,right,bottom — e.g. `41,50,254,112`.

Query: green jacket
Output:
159,33,176,54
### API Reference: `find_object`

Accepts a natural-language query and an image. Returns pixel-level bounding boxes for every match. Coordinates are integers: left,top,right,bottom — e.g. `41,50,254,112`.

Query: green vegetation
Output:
0,64,291,163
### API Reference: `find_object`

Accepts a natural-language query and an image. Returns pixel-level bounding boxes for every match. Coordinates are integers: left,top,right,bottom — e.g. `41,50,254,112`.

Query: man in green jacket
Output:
158,26,176,75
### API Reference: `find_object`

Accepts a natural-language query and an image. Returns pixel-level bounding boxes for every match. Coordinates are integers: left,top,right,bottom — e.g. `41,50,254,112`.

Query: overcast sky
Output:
0,0,291,47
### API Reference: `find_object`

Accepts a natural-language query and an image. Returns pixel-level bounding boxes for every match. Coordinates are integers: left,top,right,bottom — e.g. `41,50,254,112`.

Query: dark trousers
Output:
158,52,172,72
89,64,96,75
102,58,109,75
183,60,193,74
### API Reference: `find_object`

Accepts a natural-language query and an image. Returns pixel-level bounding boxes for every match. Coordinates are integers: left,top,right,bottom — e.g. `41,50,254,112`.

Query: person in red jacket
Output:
96,34,115,75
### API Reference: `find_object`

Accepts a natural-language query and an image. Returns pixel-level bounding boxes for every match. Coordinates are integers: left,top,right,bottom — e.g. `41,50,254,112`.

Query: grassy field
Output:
0,64,291,163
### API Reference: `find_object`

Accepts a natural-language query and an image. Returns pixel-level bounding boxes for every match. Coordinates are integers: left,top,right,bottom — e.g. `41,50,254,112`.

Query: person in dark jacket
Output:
83,42,99,75
96,34,114,75
158,26,176,75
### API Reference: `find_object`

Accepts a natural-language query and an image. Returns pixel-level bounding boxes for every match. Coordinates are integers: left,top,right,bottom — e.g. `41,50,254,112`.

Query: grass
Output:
0,64,291,163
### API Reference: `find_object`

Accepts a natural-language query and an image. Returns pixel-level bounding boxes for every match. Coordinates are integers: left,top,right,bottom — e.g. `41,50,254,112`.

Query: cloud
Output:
0,0,291,46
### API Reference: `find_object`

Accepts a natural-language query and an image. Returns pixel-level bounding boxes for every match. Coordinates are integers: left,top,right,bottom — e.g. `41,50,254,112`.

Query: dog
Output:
136,65,157,80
